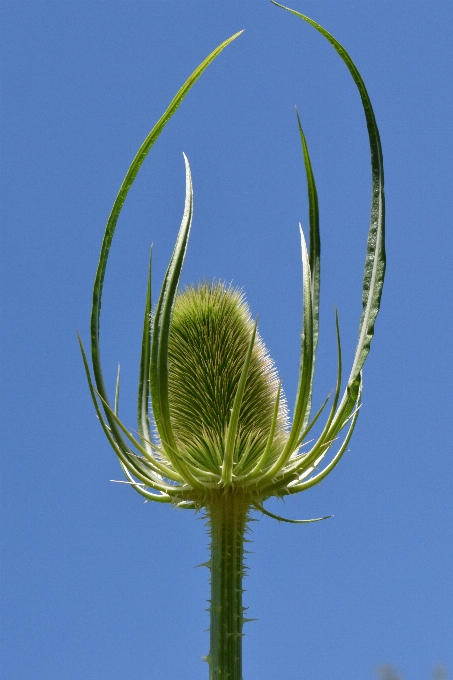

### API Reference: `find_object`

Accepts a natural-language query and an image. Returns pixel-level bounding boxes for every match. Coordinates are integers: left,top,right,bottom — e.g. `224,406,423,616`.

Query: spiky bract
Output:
167,282,288,481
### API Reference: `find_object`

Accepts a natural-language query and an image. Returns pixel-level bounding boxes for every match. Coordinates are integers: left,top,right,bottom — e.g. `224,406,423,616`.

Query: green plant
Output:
80,3,385,678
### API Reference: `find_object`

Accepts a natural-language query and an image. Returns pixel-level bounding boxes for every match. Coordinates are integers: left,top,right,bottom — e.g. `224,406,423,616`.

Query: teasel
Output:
79,3,385,678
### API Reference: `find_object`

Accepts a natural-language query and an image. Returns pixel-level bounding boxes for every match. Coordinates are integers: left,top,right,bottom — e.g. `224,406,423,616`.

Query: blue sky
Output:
1,2,452,679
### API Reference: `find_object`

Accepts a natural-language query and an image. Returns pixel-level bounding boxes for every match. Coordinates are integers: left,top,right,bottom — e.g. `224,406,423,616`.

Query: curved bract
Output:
80,5,385,514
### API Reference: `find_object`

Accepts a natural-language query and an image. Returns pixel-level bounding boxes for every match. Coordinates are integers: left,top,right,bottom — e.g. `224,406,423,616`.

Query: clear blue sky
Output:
1,2,452,679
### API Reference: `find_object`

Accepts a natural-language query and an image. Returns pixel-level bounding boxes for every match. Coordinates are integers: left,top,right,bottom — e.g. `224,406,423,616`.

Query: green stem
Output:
207,492,250,680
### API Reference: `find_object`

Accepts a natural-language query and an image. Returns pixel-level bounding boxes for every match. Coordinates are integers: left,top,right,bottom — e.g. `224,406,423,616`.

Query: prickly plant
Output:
80,3,385,678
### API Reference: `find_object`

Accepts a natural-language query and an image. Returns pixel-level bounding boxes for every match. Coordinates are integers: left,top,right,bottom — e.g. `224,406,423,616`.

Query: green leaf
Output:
253,502,331,524
291,223,314,438
261,367,361,497
272,1,385,388
257,224,313,484
290,372,359,485
137,248,153,454
88,29,243,465
287,374,362,494
117,463,172,504
296,110,320,430
150,155,203,490
95,386,184,483
243,379,282,479
78,333,178,495
298,308,342,459
277,309,342,483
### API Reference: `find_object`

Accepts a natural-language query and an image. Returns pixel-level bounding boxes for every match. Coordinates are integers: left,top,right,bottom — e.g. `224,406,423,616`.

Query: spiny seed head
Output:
167,281,288,476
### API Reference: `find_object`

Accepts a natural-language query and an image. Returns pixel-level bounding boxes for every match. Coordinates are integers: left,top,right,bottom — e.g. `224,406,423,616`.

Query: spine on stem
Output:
207,492,250,680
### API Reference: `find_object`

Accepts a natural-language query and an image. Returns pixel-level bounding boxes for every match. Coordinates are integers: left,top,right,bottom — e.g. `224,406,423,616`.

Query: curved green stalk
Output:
254,502,331,524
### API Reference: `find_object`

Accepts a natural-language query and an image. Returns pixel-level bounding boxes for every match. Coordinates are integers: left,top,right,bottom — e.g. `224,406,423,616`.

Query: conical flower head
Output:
167,282,288,477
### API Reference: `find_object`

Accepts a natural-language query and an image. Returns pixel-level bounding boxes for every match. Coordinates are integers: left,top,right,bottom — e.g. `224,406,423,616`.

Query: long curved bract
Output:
89,30,244,473
272,0,386,398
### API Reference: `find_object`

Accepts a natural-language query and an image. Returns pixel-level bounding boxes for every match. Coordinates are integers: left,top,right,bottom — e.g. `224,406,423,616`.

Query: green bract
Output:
80,3,385,678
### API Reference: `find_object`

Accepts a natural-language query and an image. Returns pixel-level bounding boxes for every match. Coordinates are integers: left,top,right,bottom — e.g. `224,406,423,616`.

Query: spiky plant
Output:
80,3,385,678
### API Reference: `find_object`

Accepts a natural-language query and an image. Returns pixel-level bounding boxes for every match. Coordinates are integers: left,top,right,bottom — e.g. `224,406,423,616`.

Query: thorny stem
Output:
207,492,250,680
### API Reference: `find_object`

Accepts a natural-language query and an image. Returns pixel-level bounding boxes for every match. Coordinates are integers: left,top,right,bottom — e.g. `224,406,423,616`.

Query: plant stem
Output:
207,492,250,680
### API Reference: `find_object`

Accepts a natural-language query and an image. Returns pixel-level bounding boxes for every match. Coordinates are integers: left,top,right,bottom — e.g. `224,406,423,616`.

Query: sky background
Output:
1,2,452,679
